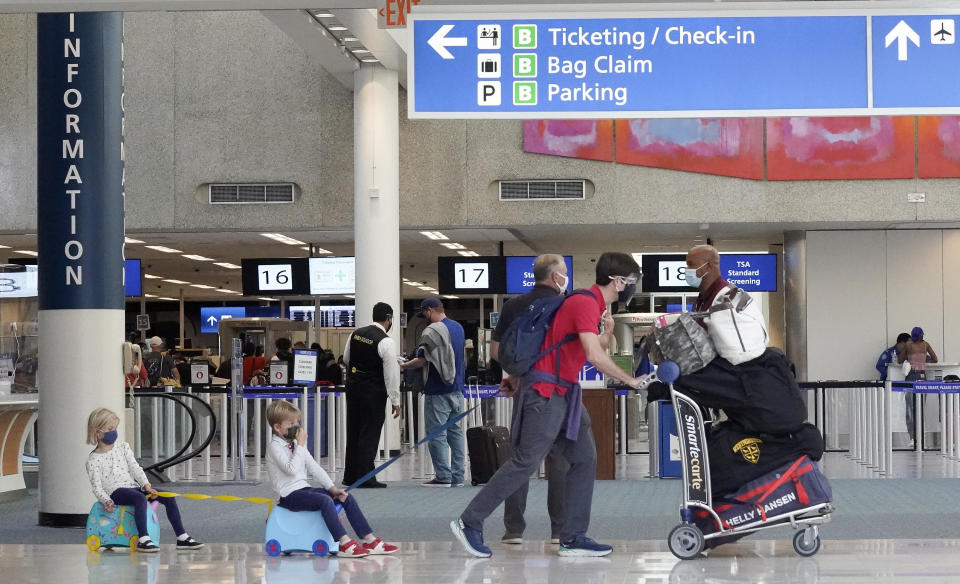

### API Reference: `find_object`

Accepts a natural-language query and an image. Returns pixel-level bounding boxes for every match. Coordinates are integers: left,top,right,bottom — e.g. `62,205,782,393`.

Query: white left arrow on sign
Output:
885,20,920,61
428,24,467,60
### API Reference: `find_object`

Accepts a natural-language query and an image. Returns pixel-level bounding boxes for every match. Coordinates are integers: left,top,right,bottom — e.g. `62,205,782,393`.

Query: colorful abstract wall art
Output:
918,116,960,178
765,117,915,180
615,118,763,179
522,120,614,162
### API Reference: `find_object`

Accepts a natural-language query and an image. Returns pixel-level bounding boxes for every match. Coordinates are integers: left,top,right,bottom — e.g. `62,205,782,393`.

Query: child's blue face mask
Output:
101,429,118,445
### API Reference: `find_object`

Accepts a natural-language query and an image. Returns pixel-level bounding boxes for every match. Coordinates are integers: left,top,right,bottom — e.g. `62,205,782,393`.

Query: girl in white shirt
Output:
265,400,397,558
86,407,204,553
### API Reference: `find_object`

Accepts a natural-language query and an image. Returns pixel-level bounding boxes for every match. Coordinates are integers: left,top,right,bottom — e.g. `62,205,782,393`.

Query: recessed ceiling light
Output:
144,245,183,254
457,250,479,257
214,262,241,270
124,237,144,244
157,297,178,301
441,242,466,250
403,281,420,287
352,49,371,54
312,11,334,17
442,295,460,300
345,295,355,299
14,250,38,256
417,286,434,291
343,36,358,42
261,233,306,246
300,246,333,254
328,25,348,31
419,231,448,241
143,293,157,298
162,279,190,285
361,58,380,63
258,297,279,302
221,290,242,295
190,284,216,289
0,244,9,249
183,254,215,261
144,274,162,279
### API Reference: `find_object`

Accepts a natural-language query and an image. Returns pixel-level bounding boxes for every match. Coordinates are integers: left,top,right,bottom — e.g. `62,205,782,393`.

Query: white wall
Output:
806,229,959,381
806,231,887,380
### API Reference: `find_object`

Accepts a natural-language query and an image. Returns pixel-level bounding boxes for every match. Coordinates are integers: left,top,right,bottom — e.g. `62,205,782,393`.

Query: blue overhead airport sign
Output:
719,254,777,293
200,306,246,334
410,7,960,118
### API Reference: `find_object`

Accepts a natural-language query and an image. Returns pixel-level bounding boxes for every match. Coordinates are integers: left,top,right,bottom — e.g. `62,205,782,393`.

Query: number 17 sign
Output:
455,262,489,289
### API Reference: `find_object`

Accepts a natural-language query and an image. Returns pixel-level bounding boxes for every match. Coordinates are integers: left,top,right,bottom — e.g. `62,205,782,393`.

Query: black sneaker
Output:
136,539,159,553
176,537,205,551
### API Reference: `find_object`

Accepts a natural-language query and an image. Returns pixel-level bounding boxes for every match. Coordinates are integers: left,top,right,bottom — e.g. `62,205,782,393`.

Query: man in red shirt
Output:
453,252,645,558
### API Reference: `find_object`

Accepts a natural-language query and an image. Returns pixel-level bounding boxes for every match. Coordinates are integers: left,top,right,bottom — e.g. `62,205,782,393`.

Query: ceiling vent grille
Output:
209,183,295,204
499,180,585,201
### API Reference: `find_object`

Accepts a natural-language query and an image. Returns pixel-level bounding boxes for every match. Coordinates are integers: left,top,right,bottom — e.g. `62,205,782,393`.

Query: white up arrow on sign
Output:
885,20,920,61
428,24,467,59
206,316,218,326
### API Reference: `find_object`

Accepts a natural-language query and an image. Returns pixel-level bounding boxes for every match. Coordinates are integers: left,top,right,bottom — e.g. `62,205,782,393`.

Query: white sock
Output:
177,533,190,542
139,536,151,543
363,535,376,543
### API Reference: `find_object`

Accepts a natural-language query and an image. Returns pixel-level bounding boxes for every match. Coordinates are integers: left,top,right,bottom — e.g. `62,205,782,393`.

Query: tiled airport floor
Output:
6,539,960,584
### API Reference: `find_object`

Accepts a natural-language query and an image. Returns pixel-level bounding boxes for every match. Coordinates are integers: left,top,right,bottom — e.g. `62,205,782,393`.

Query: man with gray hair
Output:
490,254,569,545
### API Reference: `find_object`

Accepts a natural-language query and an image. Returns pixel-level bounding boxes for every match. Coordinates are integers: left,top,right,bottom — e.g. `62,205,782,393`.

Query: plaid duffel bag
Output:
649,313,717,375
694,455,832,538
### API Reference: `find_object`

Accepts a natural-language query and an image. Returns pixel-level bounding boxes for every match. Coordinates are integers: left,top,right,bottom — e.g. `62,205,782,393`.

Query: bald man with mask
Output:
685,244,727,313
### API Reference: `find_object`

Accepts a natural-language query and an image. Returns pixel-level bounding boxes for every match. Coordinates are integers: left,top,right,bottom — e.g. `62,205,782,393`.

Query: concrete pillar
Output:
37,12,125,526
354,64,401,450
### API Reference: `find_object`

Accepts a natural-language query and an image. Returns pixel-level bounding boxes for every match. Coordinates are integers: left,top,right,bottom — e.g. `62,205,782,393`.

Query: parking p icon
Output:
477,81,501,106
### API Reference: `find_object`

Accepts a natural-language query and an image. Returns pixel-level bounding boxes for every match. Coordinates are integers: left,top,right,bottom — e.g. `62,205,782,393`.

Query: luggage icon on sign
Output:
477,54,501,79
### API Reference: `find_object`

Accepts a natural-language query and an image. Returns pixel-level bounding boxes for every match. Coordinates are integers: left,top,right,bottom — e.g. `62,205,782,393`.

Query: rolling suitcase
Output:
467,425,512,485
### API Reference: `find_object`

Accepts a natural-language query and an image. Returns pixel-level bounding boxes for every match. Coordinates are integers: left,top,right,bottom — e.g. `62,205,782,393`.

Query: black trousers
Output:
343,386,388,484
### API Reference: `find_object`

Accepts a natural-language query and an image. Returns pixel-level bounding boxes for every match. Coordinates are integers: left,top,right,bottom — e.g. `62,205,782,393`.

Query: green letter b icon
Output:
513,24,537,49
514,54,537,78
513,81,537,106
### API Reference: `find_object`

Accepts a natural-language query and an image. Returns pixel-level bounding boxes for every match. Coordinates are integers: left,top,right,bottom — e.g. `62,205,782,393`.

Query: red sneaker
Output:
362,537,399,555
338,539,370,558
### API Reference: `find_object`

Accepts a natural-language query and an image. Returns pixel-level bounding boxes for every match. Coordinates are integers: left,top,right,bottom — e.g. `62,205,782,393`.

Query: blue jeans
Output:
424,392,466,484
110,487,185,537
278,487,372,541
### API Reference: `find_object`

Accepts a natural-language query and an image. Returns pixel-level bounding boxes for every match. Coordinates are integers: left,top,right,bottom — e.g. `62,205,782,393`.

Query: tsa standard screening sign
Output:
409,7,960,118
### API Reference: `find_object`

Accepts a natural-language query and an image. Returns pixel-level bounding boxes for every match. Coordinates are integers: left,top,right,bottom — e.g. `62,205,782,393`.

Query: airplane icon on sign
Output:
931,19,955,45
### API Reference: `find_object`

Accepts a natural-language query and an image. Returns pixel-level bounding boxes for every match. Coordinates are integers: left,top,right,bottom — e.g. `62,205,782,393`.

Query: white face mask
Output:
554,272,569,294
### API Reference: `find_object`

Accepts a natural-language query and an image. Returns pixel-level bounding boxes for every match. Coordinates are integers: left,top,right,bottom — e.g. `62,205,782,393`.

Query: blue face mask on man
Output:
685,261,709,288
101,429,118,445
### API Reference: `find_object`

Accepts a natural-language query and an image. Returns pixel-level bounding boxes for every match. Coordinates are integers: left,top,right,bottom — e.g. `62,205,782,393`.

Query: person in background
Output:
401,298,467,488
898,327,939,445
341,302,402,488
452,252,645,558
243,342,266,385
142,337,180,387
876,333,910,380
489,253,570,546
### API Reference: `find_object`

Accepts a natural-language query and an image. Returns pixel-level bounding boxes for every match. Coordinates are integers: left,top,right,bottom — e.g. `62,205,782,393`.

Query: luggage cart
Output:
656,361,833,559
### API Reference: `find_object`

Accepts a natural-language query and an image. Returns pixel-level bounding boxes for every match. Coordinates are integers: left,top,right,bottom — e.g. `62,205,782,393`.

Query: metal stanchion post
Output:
884,380,893,476
184,389,194,481
953,394,960,460
220,391,229,476
254,398,262,464
165,386,175,465
916,392,923,453
202,390,211,477
152,395,160,464
418,392,428,479
326,391,337,471
313,389,321,461
618,393,627,455
337,392,347,466
405,390,414,446
940,393,948,456
134,393,142,459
